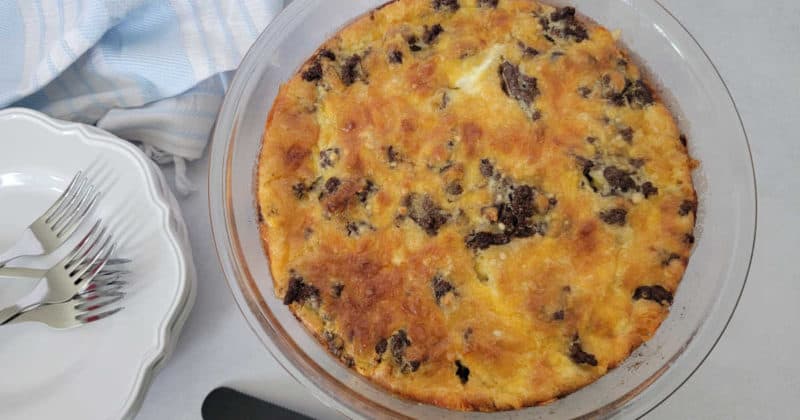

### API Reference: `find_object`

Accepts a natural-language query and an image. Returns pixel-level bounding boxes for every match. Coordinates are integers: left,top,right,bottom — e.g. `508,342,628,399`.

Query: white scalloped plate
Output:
0,108,195,420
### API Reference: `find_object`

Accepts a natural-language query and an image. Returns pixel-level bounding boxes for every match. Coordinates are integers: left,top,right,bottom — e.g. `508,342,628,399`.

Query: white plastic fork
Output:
0,221,116,324
0,171,101,267
1,282,125,329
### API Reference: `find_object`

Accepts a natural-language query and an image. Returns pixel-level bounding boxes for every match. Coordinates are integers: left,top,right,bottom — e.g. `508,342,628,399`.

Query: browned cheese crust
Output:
257,0,697,411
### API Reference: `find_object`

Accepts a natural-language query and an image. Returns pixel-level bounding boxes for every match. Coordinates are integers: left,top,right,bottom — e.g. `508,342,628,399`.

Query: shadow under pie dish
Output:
257,0,696,411
210,0,755,417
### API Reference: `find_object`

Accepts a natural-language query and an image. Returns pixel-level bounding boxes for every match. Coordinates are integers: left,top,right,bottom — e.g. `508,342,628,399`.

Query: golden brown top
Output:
257,0,696,411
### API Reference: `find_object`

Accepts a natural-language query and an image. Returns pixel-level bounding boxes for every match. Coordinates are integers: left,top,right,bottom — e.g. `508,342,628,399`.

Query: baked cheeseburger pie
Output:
257,0,697,411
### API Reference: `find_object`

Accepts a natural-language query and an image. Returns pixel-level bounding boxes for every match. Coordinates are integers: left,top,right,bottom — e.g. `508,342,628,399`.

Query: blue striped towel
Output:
0,0,283,193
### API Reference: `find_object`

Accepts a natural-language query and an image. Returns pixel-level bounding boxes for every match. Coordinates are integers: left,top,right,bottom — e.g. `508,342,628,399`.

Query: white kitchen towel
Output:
0,0,283,194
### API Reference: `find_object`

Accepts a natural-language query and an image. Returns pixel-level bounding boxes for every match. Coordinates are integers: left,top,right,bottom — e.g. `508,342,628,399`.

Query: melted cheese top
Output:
257,0,697,411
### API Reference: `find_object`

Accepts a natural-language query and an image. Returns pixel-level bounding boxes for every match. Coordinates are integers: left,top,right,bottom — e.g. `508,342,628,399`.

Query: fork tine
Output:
72,240,115,288
89,271,130,283
62,221,104,270
55,189,100,239
75,292,125,311
76,273,127,314
76,306,124,324
90,272,127,285
51,219,100,271
41,171,83,222
69,233,110,278
86,271,122,283
81,275,127,293
74,255,127,274
51,182,94,232
64,228,107,274
47,175,89,227
82,281,127,295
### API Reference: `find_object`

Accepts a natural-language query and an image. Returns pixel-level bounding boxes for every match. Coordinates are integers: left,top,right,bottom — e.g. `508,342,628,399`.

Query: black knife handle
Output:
202,387,315,420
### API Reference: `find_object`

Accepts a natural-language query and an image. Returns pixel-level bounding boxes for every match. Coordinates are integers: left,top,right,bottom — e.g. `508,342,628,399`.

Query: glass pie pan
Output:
208,0,756,418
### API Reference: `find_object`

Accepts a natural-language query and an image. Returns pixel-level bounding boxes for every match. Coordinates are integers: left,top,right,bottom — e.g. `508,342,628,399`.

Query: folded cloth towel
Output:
0,0,283,194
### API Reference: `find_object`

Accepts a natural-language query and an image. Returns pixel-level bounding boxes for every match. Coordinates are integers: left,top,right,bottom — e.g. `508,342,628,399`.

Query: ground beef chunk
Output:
455,360,470,384
388,49,403,64
576,156,598,192
375,338,388,356
346,221,374,237
324,331,355,368
423,24,444,44
332,283,344,297
402,360,421,373
550,6,576,22
618,126,634,143
390,330,411,364
641,182,658,198
341,55,362,86
497,185,536,234
609,79,655,108
570,338,598,366
518,42,539,57
324,177,341,195
292,177,321,199
404,193,449,235
388,330,421,373
679,200,697,216
324,331,345,357
466,179,550,250
355,180,378,204
432,274,455,304
342,355,355,368
480,158,494,177
599,208,627,226
301,61,323,82
375,338,388,363
603,166,637,193
283,272,320,305
446,182,464,195
543,7,589,43
499,61,539,107
319,147,340,169
465,231,511,250
292,182,307,199
387,145,402,164
407,35,422,51
318,49,336,61
633,285,673,305
624,79,654,107
433,0,459,12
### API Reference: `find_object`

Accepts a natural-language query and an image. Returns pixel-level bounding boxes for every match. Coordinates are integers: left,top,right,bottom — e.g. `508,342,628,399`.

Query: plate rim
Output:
0,107,195,420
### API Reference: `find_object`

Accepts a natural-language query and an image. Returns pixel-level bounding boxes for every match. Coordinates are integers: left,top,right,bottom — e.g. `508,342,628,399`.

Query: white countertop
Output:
136,0,800,418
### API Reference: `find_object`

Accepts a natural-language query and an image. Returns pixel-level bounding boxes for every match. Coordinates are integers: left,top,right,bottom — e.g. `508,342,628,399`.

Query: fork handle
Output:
0,305,22,325
0,266,46,279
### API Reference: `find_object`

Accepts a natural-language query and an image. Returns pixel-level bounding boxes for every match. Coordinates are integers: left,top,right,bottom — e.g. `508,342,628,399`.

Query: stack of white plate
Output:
0,108,196,419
